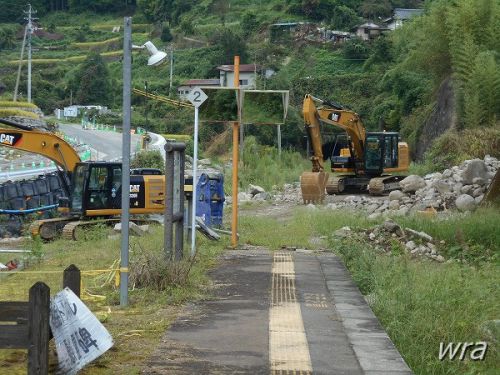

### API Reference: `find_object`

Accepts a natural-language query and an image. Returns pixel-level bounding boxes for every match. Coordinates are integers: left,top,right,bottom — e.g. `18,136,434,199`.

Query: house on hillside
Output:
177,79,220,99
353,22,390,41
177,64,275,98
383,8,424,30
216,64,274,89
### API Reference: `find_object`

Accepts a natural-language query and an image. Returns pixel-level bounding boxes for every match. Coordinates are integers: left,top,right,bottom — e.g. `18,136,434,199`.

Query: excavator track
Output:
30,217,77,241
325,176,345,195
368,175,406,195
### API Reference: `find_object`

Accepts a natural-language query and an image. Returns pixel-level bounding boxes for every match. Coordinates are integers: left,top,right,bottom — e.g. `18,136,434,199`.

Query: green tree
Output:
359,0,392,19
0,25,17,51
161,24,173,42
72,52,112,106
330,5,362,30
241,12,259,37
208,27,248,65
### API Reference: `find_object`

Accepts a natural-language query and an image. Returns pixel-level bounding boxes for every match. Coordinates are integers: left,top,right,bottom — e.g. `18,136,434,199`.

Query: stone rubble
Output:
230,155,498,216
334,220,447,262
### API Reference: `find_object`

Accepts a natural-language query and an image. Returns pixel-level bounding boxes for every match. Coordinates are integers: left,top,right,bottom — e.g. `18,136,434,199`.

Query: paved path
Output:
142,249,413,375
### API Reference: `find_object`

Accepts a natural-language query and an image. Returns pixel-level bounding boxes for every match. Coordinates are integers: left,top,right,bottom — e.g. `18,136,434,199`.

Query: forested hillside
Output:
0,0,498,167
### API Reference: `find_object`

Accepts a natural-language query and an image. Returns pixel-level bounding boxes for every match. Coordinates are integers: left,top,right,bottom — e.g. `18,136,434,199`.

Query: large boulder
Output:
455,194,477,212
389,190,405,201
400,175,426,193
462,159,489,185
247,184,265,196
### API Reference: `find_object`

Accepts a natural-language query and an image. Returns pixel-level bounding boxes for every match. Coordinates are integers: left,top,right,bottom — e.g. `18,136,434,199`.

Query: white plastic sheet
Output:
49,288,113,374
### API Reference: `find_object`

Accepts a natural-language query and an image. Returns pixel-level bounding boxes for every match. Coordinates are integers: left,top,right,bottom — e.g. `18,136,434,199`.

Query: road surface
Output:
143,249,413,375
59,123,142,161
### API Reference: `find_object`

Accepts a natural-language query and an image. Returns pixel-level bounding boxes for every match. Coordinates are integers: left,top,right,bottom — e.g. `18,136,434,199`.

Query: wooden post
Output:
63,264,81,297
28,282,50,375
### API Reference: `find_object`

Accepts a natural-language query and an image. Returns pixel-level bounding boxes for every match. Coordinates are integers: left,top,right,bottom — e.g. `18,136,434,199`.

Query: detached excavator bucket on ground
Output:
482,170,500,207
300,171,328,204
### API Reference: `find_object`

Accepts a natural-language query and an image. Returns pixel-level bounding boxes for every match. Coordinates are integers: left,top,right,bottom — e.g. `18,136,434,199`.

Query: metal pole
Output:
120,16,132,307
231,56,240,248
169,46,174,96
175,144,185,261
190,107,199,257
277,124,282,156
164,143,174,259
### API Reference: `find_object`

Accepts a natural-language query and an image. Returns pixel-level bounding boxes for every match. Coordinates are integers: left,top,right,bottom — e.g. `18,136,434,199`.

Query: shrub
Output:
423,127,500,170
130,243,195,290
131,150,165,172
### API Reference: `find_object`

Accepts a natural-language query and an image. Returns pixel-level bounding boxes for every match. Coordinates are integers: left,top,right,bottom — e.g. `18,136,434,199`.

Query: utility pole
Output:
169,45,174,95
24,3,37,103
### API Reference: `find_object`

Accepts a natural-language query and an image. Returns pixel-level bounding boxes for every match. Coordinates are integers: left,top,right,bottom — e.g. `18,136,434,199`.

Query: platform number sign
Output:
187,87,208,108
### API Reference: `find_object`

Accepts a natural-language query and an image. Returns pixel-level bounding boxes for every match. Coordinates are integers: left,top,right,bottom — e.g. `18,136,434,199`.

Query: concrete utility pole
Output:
169,46,174,95
24,4,36,103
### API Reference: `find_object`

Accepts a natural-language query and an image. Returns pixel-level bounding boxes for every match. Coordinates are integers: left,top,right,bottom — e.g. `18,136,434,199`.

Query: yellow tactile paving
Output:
269,252,313,375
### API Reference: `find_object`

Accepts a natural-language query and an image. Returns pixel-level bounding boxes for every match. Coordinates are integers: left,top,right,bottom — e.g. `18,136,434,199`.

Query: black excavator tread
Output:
368,175,407,195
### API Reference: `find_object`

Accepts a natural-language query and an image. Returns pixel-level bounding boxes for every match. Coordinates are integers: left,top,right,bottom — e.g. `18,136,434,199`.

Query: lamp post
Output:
120,19,167,307
120,17,132,307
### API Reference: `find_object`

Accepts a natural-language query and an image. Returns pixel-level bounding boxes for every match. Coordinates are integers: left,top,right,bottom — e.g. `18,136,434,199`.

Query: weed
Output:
130,242,195,291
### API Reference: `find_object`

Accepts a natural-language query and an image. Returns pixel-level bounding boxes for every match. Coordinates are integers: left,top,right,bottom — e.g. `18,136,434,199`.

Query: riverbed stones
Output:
455,194,477,212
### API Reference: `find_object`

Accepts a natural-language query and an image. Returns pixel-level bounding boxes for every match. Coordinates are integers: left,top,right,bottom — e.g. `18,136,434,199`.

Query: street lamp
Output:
121,20,167,307
132,41,168,66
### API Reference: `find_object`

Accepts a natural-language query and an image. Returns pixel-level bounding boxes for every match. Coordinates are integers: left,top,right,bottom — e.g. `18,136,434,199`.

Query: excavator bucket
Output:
482,170,500,207
300,172,328,204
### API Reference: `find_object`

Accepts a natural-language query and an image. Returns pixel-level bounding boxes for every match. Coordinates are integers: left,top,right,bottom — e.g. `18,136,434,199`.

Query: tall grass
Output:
226,136,309,191
398,207,499,263
334,236,499,375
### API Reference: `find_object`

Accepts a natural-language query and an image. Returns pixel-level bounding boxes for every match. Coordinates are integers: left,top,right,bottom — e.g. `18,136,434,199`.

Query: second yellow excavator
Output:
301,94,409,203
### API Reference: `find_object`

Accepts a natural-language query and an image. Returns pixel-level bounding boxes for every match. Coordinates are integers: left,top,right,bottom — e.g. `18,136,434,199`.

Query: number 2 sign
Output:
187,87,208,108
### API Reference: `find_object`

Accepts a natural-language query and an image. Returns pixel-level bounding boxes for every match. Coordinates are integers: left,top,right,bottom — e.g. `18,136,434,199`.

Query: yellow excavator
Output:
301,94,409,203
0,118,167,240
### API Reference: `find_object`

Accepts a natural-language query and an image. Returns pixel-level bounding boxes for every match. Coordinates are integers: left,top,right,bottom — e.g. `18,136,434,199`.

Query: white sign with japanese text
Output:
49,288,113,375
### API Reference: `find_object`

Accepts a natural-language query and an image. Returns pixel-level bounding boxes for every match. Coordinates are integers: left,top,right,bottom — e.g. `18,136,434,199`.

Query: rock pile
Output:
335,220,447,262
323,155,498,216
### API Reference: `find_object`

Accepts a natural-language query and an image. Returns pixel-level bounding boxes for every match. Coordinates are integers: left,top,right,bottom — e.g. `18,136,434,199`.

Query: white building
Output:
177,79,221,99
384,8,424,30
216,64,273,89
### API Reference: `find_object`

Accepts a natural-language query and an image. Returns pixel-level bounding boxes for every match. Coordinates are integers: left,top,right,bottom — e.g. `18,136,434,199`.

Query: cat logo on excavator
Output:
0,133,21,146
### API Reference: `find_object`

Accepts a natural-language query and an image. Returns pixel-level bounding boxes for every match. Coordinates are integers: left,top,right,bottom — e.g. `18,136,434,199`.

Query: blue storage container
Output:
194,172,225,228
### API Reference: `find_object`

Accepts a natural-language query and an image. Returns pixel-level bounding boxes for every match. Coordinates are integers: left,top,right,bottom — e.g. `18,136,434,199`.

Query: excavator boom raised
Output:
0,118,81,172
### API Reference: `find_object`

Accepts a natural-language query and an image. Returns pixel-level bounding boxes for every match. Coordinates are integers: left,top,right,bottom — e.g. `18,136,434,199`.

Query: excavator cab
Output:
69,162,124,216
364,132,400,176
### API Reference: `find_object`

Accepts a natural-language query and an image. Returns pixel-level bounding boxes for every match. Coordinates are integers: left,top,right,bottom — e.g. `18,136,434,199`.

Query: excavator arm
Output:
0,119,81,172
301,94,366,204
303,94,366,165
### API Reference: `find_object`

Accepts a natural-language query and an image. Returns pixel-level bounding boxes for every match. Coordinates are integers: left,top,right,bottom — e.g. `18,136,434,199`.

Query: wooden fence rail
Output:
0,264,81,375
0,282,50,375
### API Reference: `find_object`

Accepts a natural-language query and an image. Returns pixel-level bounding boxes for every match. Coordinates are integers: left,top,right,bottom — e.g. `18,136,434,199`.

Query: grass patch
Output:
0,108,38,119
398,207,499,264
0,225,226,374
240,208,499,375
226,136,309,192
0,101,38,109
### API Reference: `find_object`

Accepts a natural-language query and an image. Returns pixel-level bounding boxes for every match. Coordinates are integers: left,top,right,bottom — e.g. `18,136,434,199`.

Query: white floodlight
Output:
144,41,167,66
132,41,168,66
